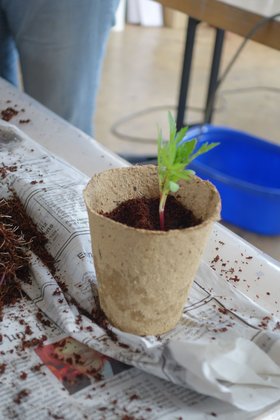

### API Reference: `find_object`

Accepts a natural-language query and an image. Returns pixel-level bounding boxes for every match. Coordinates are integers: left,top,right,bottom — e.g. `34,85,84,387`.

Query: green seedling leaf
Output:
189,141,220,162
175,126,188,145
169,181,180,192
157,113,219,230
179,139,197,159
168,111,176,142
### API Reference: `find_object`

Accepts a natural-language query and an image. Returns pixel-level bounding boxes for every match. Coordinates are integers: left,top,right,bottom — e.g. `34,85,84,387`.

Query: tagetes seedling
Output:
157,112,219,230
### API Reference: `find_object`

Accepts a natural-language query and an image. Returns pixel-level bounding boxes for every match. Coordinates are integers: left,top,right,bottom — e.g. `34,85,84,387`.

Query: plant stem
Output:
159,192,167,231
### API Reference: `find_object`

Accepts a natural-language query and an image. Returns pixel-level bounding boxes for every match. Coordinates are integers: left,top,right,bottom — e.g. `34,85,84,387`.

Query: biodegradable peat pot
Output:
84,165,220,336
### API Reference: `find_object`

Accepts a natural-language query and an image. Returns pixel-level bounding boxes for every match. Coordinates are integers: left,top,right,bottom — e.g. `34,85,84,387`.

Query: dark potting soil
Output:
0,195,56,275
104,196,201,231
0,194,57,319
1,107,19,121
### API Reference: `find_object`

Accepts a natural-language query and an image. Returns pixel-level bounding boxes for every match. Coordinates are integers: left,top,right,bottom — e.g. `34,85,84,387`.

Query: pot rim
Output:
84,165,221,235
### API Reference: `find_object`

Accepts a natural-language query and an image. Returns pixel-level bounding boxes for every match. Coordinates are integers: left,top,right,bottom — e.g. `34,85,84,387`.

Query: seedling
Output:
157,112,219,230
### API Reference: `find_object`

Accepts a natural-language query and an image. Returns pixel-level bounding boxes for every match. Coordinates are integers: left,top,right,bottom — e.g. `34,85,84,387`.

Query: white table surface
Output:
0,78,126,177
1,77,280,318
1,77,280,418
219,0,280,18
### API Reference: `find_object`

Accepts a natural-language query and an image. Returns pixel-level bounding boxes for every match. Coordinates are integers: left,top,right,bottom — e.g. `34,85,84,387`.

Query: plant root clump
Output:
0,209,30,318
0,195,57,319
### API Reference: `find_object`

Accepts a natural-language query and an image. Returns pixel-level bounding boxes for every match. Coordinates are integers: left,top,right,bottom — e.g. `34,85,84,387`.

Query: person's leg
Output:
0,4,18,85
4,0,119,134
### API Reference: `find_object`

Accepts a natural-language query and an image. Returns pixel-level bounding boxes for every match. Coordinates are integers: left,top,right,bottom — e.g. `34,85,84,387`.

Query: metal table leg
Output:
176,17,200,130
204,28,225,123
176,20,225,128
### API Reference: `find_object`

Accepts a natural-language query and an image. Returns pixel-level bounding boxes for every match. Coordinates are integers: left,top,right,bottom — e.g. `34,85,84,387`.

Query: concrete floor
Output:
95,23,280,261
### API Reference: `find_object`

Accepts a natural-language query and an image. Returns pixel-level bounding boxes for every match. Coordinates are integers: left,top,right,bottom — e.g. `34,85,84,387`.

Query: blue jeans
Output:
0,0,119,134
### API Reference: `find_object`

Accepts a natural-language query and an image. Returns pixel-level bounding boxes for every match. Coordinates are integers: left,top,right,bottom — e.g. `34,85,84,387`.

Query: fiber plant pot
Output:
84,165,220,336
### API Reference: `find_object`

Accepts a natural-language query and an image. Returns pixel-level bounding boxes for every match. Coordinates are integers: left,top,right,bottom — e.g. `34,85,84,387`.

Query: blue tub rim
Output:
183,125,280,197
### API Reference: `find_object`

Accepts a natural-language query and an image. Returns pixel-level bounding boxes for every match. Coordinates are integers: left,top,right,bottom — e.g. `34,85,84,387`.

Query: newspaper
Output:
1,121,280,418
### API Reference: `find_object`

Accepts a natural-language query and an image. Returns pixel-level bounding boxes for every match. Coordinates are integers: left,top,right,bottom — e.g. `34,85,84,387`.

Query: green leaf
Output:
176,139,197,165
169,181,180,192
171,162,187,172
160,143,170,168
168,136,177,165
168,111,176,142
175,126,188,145
157,113,219,229
189,142,219,162
171,169,195,181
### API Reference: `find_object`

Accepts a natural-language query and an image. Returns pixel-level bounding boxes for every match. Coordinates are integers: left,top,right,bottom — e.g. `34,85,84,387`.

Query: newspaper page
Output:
1,296,260,420
1,121,280,417
0,298,266,420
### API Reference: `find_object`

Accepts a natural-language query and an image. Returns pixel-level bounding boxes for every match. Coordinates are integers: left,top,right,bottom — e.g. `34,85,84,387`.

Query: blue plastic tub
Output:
183,125,280,235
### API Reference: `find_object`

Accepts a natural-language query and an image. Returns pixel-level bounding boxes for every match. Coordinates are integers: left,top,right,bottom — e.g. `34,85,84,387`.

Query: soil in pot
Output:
103,195,201,231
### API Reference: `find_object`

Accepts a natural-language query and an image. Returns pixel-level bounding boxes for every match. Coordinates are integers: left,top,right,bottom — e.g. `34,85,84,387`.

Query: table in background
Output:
156,0,280,127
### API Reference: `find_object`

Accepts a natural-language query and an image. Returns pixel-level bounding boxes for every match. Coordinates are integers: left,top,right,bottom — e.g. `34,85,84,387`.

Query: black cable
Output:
110,12,280,146
221,86,280,95
111,86,280,145
110,101,226,144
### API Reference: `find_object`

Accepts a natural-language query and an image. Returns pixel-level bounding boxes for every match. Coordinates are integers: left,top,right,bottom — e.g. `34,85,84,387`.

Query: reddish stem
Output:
159,192,167,231
159,209,165,231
